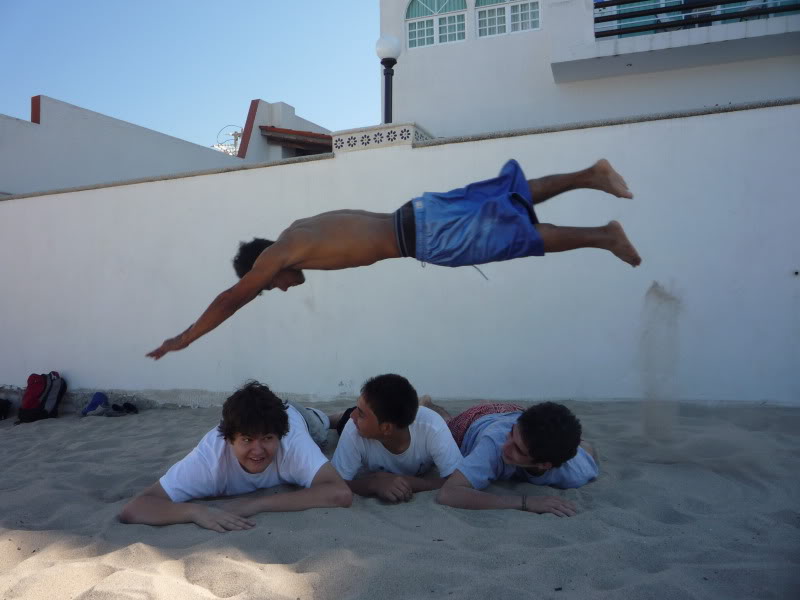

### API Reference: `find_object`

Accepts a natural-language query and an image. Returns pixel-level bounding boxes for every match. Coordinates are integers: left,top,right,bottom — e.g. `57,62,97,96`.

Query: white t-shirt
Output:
331,406,461,481
160,405,328,503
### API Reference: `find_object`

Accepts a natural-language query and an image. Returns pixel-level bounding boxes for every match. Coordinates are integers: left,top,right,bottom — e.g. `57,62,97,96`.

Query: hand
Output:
523,495,577,517
191,505,256,532
146,334,189,360
370,473,413,503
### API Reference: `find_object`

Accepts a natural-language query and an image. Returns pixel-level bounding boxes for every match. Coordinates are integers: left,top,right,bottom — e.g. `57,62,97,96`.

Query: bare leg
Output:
327,411,346,429
536,221,641,267
419,395,453,422
528,159,633,204
581,440,600,466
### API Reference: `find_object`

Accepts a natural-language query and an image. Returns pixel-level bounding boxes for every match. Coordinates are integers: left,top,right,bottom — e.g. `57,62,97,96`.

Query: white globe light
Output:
376,35,401,60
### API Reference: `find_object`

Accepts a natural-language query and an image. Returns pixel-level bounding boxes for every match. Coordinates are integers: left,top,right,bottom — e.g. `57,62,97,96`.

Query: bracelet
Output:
521,495,527,511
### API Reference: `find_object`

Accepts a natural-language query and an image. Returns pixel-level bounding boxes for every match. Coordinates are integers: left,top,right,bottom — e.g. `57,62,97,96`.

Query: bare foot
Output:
591,159,633,199
606,221,641,267
419,395,452,421
327,411,345,429
580,440,600,466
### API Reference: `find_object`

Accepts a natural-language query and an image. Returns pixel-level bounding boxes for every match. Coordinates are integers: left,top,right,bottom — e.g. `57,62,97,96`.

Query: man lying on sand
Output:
425,400,598,517
147,159,640,359
328,374,462,503
119,381,352,532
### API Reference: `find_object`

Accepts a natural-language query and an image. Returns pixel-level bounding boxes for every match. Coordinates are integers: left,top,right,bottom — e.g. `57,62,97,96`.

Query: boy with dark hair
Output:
429,400,598,517
119,381,351,532
330,374,462,503
147,159,640,359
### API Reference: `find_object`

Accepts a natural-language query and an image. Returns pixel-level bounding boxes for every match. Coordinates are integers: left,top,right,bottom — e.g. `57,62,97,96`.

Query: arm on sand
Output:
346,472,448,502
436,470,577,517
404,475,448,493
118,482,256,532
146,238,295,359
222,463,353,517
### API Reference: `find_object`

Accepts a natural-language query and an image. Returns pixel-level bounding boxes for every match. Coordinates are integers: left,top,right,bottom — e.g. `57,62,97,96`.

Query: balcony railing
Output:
594,0,800,38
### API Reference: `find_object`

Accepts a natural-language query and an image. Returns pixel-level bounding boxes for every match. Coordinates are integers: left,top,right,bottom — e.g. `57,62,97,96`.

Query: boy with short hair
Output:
430,400,598,517
148,159,640,360
119,380,351,532
331,374,462,503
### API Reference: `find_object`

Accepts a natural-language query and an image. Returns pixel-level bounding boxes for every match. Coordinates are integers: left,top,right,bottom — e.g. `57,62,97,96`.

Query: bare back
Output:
278,209,400,271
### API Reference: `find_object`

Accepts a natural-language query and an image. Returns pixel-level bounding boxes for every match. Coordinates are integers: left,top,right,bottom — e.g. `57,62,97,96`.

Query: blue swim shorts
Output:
395,159,544,267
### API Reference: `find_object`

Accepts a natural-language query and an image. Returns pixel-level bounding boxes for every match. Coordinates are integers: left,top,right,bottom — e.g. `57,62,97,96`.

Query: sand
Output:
1,398,798,600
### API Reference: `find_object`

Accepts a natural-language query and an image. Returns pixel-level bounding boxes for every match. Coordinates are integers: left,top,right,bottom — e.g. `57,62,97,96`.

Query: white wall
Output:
0,96,241,196
380,0,800,137
0,104,797,405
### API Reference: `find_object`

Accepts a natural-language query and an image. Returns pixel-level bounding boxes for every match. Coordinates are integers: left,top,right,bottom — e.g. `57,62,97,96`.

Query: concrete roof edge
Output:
0,153,335,202
413,97,800,148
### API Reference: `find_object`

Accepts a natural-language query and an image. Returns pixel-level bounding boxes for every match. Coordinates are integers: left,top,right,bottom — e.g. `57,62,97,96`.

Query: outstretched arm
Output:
436,470,577,517
146,239,293,359
118,482,256,532
222,463,353,516
347,472,447,502
145,281,262,360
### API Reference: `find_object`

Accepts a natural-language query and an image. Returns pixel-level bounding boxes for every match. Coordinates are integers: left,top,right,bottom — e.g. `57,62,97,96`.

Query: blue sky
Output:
0,0,382,147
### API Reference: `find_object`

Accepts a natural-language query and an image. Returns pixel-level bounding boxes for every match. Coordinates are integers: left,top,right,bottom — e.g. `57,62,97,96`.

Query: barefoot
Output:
580,440,600,466
591,159,633,199
606,221,641,267
327,411,346,429
419,395,452,421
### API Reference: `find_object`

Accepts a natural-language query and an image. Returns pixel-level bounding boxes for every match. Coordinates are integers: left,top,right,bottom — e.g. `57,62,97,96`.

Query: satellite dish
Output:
213,124,243,156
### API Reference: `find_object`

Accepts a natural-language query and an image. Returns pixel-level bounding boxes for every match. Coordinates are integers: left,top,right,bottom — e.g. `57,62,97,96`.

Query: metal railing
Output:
594,0,800,38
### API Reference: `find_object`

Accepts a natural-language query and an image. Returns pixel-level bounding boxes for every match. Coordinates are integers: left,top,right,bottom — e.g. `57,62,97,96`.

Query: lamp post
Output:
375,35,401,124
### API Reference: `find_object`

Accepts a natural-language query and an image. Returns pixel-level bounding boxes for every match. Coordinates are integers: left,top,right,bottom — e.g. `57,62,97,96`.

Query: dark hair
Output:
217,380,289,441
361,374,418,428
516,402,582,468
233,238,274,279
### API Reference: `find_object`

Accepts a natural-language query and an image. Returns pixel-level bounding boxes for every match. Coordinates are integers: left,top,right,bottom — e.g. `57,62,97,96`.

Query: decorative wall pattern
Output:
332,123,433,154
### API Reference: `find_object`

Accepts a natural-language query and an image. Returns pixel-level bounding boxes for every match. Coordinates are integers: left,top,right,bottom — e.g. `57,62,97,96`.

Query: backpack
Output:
17,372,67,423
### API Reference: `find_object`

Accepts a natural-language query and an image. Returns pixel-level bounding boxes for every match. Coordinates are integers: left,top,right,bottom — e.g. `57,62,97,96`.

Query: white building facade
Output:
0,96,241,197
381,0,800,136
0,96,331,197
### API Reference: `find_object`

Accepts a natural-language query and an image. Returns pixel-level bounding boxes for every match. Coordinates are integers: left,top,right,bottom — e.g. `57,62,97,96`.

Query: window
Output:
510,2,539,32
406,0,467,48
593,1,800,39
478,6,506,36
439,13,466,43
476,0,540,38
617,1,660,38
408,19,435,47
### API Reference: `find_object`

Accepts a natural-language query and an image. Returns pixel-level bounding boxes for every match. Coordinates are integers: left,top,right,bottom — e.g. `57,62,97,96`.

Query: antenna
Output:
212,124,243,156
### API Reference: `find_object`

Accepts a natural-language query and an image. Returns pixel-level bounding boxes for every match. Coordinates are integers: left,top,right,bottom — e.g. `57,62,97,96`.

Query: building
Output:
0,96,331,197
380,0,800,136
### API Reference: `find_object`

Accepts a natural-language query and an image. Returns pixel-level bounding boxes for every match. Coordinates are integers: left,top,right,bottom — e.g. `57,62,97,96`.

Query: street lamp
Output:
376,34,401,124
